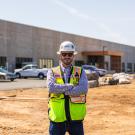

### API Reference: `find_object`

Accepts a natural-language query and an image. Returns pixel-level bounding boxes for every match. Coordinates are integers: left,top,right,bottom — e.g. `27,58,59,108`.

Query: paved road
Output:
0,79,47,90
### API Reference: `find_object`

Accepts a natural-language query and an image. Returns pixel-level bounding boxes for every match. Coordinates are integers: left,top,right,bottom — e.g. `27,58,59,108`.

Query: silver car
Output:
0,68,16,81
82,65,107,77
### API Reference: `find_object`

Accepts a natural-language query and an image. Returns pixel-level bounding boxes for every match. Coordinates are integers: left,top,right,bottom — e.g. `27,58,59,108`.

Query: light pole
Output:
103,46,107,69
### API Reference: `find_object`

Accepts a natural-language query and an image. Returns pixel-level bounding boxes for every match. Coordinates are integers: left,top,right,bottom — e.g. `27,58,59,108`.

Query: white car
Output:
14,64,48,79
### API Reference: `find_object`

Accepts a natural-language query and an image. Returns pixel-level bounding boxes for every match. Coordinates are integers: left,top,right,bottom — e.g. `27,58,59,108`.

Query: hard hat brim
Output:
57,51,78,55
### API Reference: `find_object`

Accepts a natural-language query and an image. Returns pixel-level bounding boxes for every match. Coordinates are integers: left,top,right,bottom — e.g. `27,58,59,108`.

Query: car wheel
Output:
38,73,44,79
0,75,5,80
16,73,21,78
10,78,14,81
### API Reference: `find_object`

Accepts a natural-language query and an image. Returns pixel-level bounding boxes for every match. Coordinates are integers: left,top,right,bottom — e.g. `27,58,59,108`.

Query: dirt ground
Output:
0,80,135,135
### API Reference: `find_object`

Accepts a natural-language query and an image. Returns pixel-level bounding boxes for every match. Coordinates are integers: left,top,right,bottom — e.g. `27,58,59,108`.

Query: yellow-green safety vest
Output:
48,66,86,122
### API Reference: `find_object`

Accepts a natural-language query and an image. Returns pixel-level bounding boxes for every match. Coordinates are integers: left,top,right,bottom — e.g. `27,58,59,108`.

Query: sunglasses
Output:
61,53,73,57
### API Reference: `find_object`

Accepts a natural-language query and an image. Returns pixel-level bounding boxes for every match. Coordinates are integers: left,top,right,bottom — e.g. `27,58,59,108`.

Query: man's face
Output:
60,51,74,67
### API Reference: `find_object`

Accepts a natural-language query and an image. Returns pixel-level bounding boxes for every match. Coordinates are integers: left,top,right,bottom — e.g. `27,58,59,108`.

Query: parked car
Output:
0,68,16,81
82,65,107,77
14,64,48,79
82,65,99,80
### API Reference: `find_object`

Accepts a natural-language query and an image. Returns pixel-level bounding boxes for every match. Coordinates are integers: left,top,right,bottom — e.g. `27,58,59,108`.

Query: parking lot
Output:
0,79,47,90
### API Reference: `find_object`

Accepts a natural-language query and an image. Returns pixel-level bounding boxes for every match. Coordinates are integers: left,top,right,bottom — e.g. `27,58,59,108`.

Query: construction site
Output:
0,74,135,135
0,19,135,135
1,0,135,134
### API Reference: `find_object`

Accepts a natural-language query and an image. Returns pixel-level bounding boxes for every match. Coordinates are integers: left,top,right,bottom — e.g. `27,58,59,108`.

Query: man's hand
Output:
65,84,74,95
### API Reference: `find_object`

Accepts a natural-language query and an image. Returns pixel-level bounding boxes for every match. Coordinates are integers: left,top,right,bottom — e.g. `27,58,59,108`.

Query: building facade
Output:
0,19,135,73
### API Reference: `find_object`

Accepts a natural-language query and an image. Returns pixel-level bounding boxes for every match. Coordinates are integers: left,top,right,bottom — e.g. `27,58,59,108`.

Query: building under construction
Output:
0,19,135,73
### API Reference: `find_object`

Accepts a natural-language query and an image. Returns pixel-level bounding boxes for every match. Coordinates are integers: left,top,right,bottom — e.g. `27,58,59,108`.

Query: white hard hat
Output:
57,41,78,55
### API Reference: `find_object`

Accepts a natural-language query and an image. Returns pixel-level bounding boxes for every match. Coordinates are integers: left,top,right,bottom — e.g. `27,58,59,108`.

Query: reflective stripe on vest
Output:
48,66,86,122
70,95,86,103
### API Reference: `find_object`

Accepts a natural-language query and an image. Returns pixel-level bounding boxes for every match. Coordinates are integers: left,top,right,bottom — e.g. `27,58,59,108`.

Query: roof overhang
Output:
81,51,123,56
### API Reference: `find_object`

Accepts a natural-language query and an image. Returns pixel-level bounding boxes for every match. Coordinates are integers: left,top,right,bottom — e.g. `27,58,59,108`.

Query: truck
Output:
14,64,48,79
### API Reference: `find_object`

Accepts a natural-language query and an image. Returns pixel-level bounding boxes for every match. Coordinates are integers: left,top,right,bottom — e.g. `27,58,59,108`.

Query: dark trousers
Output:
49,121,84,135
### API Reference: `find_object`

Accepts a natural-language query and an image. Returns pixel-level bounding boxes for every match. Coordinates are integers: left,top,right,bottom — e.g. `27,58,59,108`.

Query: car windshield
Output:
83,67,89,70
22,65,38,70
90,66,97,69
32,66,38,69
82,65,97,70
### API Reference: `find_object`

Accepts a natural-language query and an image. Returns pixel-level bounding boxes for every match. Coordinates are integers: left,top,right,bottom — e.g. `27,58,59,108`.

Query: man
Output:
47,41,88,135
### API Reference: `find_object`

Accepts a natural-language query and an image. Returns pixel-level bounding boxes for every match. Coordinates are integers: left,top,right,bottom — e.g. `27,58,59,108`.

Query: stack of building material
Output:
85,72,99,80
112,73,131,84
88,80,99,88
98,76,113,86
108,79,119,85
85,71,99,88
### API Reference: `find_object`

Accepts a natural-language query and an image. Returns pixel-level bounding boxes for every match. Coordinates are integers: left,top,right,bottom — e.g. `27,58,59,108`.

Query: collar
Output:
60,63,72,73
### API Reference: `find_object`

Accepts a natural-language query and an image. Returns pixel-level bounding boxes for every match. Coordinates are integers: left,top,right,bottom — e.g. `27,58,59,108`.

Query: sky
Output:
0,0,135,46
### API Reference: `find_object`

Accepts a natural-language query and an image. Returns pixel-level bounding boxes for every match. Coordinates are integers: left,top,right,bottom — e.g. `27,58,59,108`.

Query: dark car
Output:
0,68,16,81
82,65,107,77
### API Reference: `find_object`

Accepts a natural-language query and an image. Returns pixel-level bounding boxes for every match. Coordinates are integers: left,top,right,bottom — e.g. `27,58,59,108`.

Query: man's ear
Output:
58,54,61,59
